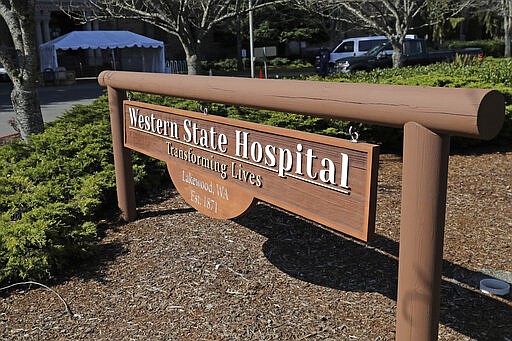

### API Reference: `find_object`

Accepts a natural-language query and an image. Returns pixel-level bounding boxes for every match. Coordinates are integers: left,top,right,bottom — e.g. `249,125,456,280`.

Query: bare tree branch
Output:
296,0,473,67
60,0,285,74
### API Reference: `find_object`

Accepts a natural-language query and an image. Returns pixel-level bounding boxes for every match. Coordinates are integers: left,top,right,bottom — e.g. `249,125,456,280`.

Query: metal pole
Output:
107,86,137,222
248,0,254,78
396,122,450,341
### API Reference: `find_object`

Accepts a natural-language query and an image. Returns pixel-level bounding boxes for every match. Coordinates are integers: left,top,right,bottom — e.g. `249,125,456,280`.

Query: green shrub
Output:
270,57,290,66
443,40,505,57
290,59,312,68
211,58,238,72
0,96,167,283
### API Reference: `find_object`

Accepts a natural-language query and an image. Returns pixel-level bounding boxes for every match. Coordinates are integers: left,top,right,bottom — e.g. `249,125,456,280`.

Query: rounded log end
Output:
97,70,113,87
477,90,505,140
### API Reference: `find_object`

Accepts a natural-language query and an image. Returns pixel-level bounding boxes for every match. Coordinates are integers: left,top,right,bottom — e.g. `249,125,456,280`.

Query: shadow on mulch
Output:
19,189,508,340
54,208,195,284
138,207,196,220
235,204,512,341
450,143,512,156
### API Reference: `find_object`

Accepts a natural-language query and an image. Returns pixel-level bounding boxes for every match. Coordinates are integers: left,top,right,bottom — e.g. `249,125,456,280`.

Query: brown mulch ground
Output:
1,148,511,340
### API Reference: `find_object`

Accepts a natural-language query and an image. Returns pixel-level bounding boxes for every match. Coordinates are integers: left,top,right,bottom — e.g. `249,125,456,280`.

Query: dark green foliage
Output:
270,57,290,66
443,40,505,57
251,5,328,48
207,58,239,72
0,96,167,283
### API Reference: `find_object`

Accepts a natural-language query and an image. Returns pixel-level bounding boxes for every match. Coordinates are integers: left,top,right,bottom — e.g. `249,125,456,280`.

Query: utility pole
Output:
249,0,255,78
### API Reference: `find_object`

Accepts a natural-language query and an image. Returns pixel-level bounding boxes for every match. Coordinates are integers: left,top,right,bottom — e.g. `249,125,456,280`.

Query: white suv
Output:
329,36,389,63
329,35,418,64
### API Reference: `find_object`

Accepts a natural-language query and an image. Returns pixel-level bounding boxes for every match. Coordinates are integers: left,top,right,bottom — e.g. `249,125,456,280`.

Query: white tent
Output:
39,30,165,73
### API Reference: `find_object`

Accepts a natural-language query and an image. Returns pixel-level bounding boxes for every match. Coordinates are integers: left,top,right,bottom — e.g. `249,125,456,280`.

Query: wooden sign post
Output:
99,71,504,341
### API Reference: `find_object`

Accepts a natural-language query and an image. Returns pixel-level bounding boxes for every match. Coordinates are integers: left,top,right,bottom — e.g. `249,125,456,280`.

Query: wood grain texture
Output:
99,71,505,140
123,101,379,241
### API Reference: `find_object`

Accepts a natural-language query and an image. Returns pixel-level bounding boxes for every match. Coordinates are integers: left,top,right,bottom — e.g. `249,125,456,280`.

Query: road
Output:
0,78,104,137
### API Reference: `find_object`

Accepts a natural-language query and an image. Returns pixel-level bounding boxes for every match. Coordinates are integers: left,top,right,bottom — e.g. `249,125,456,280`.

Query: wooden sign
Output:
123,101,379,241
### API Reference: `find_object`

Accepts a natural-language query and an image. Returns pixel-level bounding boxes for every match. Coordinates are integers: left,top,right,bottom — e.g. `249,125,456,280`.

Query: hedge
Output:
442,40,506,57
0,98,166,283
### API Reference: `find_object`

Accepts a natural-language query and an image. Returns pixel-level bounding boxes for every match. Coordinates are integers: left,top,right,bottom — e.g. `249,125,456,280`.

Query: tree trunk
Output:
505,1,512,57
236,12,243,71
11,84,44,142
181,39,202,75
391,43,404,68
185,52,200,75
235,0,243,72
1,0,45,143
505,23,511,57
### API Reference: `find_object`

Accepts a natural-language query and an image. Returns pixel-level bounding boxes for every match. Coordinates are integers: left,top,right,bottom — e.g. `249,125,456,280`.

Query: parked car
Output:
334,38,483,73
329,36,388,63
0,64,8,81
328,35,418,64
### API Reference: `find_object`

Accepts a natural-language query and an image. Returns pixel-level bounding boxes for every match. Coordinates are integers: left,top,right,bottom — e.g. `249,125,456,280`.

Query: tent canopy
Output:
39,30,165,73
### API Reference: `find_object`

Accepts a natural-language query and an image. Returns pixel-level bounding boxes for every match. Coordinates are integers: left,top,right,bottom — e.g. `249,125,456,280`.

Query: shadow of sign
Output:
235,203,511,340
98,71,506,340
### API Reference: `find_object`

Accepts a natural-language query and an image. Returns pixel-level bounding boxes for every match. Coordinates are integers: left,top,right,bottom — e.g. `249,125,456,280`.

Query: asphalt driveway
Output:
0,78,104,137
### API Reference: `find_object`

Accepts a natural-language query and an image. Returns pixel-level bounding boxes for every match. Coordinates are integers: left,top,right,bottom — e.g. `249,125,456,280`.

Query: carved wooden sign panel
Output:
123,101,379,241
